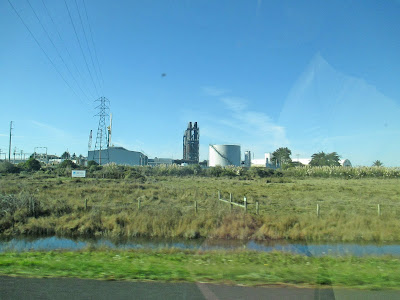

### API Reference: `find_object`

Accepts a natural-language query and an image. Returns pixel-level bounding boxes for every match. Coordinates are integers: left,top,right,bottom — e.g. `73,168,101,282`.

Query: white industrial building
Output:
88,147,148,166
251,153,277,167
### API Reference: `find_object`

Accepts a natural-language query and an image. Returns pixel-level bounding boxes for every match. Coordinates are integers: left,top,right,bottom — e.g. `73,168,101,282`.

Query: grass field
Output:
1,174,400,241
0,249,399,290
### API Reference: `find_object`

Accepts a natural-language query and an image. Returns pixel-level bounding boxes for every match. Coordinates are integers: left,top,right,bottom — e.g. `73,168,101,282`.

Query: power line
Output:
40,0,96,101
27,0,92,105
82,0,105,92
64,0,100,97
7,0,84,102
74,0,103,95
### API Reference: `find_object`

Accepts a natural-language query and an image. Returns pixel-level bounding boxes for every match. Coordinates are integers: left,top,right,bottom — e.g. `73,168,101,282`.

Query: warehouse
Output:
88,147,148,166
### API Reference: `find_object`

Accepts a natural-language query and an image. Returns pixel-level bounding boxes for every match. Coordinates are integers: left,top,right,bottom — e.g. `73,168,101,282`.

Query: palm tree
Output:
372,160,383,167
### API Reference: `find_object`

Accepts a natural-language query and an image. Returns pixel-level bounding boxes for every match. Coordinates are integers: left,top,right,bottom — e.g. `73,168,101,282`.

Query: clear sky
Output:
1,0,400,166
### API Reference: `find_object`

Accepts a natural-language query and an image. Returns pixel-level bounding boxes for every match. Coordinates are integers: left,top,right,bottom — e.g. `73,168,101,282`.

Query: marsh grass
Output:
0,174,400,241
0,249,399,289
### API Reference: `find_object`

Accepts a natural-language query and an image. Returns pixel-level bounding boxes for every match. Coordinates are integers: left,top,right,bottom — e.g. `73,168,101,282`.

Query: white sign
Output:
72,170,86,178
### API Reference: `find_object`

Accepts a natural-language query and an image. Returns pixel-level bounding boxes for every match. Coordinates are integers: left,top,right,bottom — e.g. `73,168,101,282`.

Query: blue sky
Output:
1,0,400,166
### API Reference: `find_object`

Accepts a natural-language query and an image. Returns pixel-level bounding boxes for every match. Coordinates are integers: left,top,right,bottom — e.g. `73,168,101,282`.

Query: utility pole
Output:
13,147,17,164
9,121,13,162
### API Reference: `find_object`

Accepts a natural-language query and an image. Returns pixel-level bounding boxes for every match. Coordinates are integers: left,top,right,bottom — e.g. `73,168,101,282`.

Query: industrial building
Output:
183,122,199,163
148,157,174,166
244,151,251,167
88,147,148,166
209,144,241,167
251,153,277,168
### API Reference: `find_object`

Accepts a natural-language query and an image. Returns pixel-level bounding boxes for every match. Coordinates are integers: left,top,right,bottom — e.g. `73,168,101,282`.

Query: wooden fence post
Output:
229,193,233,212
378,204,381,216
317,203,320,217
244,197,247,213
256,201,259,215
138,198,141,210
195,200,198,214
85,198,88,211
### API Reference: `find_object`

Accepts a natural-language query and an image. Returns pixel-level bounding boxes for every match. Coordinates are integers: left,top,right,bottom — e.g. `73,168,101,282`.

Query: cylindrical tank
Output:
209,144,241,167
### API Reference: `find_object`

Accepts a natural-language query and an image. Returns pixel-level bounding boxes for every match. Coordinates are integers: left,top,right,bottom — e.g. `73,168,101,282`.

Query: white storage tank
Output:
209,144,241,167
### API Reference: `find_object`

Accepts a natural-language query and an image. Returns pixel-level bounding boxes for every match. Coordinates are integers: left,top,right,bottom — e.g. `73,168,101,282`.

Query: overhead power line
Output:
40,0,96,100
74,0,103,95
64,0,100,97
82,0,105,92
26,0,92,105
7,0,84,103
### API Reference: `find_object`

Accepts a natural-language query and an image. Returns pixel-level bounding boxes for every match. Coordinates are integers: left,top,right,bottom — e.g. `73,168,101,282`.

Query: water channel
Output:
1,236,400,257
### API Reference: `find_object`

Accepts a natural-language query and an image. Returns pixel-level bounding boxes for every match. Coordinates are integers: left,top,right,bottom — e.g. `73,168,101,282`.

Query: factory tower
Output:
183,122,199,163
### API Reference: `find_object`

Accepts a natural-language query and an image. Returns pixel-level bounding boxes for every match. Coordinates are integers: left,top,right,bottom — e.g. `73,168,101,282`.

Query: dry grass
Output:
1,174,400,241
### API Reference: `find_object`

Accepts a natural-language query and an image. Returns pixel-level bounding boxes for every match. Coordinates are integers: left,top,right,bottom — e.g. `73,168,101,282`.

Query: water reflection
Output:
0,236,399,257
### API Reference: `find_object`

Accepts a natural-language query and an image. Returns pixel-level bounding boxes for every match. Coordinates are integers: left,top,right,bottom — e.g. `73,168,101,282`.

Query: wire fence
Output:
79,190,400,218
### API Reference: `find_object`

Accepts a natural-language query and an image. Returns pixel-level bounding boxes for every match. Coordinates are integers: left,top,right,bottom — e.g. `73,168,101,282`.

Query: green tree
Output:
61,151,70,159
372,160,383,167
271,147,292,167
310,152,340,167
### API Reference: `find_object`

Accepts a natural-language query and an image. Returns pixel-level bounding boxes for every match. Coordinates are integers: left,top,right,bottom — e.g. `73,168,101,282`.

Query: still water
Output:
1,236,400,257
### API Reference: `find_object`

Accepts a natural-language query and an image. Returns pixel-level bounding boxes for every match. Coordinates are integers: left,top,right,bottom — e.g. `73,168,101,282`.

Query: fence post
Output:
244,197,247,213
218,190,221,200
229,193,233,212
256,201,259,215
85,198,88,211
138,198,141,210
378,204,381,216
317,203,320,217
195,200,198,214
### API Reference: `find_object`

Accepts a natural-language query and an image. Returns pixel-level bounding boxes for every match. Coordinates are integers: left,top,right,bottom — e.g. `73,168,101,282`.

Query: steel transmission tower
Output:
94,97,110,165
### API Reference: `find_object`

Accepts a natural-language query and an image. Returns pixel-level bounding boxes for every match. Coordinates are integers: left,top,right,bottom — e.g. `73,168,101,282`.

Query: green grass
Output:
1,174,400,241
0,249,399,290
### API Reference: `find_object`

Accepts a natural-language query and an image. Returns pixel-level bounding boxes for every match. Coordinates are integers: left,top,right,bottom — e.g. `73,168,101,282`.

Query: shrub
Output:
87,160,99,167
58,160,78,169
248,167,276,178
0,161,20,174
23,158,41,171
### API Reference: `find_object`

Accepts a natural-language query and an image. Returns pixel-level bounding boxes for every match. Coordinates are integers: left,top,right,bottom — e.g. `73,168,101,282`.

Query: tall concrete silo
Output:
209,144,241,167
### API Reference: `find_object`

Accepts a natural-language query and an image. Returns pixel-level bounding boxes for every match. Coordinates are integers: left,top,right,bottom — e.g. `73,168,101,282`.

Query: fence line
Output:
82,194,397,218
218,190,260,214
